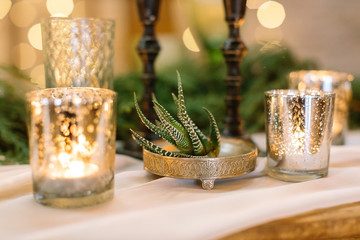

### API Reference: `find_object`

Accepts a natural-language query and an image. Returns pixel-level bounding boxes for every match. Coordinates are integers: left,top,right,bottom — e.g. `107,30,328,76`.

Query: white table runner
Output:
0,145,360,240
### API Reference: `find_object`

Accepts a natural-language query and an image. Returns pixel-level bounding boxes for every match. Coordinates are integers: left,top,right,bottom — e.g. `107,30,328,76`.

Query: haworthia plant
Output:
130,71,221,158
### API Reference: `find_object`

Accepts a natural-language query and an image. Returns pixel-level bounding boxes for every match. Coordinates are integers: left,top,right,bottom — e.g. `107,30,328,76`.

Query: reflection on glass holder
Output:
41,17,115,89
288,70,353,145
26,88,117,208
265,89,335,182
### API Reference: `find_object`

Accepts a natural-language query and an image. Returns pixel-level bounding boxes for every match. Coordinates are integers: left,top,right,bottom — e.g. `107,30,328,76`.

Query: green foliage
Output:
349,78,360,129
240,43,318,132
113,52,226,143
6,41,360,165
113,72,144,142
115,43,318,143
0,65,37,165
131,72,221,158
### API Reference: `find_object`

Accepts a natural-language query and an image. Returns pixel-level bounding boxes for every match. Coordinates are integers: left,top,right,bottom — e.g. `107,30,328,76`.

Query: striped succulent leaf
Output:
152,98,193,154
174,71,209,156
203,107,221,157
130,129,181,157
152,95,187,135
131,71,221,158
133,93,177,146
171,93,178,105
173,90,211,153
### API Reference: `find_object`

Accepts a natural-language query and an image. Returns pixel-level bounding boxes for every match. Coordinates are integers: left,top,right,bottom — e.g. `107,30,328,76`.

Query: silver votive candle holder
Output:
264,89,335,182
41,17,115,89
26,88,117,208
288,70,353,145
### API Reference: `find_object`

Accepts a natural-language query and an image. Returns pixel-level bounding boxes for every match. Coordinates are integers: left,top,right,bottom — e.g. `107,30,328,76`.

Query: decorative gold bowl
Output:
143,138,258,190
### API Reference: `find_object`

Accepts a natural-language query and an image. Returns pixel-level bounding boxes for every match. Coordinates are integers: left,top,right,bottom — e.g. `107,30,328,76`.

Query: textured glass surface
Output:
26,88,117,208
288,70,352,145
42,18,115,89
265,89,335,182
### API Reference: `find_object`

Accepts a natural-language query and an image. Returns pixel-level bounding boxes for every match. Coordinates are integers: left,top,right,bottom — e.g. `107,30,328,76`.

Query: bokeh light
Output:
0,0,12,19
9,1,37,27
31,64,45,88
182,27,200,52
257,1,285,29
46,0,74,17
12,43,37,69
28,23,42,50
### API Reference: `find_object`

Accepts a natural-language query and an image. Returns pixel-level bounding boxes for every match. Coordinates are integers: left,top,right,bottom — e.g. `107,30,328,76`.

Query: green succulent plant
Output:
130,71,221,158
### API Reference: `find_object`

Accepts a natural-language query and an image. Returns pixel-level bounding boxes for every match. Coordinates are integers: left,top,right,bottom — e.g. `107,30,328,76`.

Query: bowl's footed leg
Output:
201,179,215,190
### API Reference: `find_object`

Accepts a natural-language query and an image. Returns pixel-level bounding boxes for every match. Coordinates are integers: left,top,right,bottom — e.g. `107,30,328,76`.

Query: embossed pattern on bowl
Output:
143,138,258,190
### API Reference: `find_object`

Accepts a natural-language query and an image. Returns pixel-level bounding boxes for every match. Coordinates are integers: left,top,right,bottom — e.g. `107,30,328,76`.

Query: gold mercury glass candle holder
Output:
26,88,117,208
288,70,353,145
264,89,335,182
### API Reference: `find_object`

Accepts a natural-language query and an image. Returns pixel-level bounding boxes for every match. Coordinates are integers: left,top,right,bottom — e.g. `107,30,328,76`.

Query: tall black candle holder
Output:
136,0,161,139
221,0,247,137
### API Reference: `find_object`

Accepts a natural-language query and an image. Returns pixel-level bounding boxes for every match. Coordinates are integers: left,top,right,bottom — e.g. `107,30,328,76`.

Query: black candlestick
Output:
136,0,161,138
221,0,247,137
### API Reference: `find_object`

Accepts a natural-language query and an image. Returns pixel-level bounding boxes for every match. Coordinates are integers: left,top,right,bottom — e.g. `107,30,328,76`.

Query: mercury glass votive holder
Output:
26,88,117,208
41,17,115,89
288,70,353,145
265,90,335,182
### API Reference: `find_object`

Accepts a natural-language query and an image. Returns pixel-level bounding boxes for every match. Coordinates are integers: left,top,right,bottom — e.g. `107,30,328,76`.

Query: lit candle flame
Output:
49,135,98,179
292,126,305,153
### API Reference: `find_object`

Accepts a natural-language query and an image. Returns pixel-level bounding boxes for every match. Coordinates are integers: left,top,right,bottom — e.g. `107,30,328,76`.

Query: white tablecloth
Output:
1,141,360,239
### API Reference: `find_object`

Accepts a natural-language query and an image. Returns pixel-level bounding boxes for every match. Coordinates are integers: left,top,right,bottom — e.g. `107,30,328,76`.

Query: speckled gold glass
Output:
288,70,353,145
265,90,335,182
26,88,117,208
41,18,115,89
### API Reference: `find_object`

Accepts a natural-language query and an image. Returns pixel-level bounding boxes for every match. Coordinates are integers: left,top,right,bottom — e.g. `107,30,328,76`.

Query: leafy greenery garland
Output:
4,43,358,165
0,65,37,165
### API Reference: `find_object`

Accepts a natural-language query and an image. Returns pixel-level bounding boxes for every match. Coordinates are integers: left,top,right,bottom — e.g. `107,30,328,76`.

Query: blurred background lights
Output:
9,1,37,27
246,0,268,10
46,0,74,17
257,1,285,29
28,24,43,51
12,43,37,69
0,0,12,19
182,27,200,52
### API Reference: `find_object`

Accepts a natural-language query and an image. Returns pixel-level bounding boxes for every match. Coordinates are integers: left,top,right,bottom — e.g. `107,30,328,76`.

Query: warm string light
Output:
182,27,200,52
257,1,285,29
6,0,75,88
6,0,286,83
9,1,36,27
0,0,12,19
46,0,74,17
250,1,286,44
28,24,42,50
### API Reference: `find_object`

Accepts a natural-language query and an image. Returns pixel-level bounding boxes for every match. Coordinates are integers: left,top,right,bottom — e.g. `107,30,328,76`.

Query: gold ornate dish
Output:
143,138,258,190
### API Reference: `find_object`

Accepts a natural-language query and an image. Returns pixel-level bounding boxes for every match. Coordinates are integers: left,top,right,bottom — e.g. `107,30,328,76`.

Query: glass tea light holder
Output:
288,70,353,145
41,17,115,89
26,88,117,208
265,90,335,182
